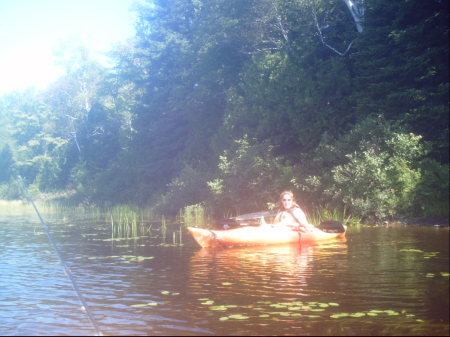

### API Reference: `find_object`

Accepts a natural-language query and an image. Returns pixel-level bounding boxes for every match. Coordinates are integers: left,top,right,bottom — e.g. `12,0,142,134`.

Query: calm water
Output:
0,212,448,336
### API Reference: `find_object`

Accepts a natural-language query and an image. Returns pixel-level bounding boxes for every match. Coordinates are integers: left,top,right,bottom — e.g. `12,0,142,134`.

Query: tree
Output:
0,144,14,182
350,0,449,162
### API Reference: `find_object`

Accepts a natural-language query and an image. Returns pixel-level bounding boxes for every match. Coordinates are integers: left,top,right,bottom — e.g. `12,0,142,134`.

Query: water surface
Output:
0,213,448,336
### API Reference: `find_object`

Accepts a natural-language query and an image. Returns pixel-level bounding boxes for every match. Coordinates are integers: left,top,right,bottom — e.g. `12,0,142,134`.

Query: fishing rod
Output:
17,176,103,336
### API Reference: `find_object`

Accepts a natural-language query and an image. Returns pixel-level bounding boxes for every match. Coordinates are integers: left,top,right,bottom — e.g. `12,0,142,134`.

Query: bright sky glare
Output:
0,0,138,95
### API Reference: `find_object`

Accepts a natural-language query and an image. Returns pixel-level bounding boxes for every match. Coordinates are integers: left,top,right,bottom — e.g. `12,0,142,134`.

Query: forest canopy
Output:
0,0,448,221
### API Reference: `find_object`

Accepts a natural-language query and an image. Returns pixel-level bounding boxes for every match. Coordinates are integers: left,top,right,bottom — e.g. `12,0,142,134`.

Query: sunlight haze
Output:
0,0,138,94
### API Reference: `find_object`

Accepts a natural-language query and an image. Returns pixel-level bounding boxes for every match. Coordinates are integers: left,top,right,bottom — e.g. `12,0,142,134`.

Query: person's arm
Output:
292,208,308,226
290,207,316,231
274,211,282,223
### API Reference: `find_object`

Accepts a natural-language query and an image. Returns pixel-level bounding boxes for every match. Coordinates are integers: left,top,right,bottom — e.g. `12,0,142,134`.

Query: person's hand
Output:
287,223,306,232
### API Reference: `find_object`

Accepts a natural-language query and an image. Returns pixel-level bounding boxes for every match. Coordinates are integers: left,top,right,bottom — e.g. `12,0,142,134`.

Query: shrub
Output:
413,159,449,217
313,116,429,220
207,136,294,216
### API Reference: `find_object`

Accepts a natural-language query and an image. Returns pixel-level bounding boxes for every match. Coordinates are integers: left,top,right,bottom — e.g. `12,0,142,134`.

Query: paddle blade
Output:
318,220,346,233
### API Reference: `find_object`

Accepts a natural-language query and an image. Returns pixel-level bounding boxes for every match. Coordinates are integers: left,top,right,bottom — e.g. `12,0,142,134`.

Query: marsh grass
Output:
0,200,185,244
108,205,186,245
181,203,213,228
0,200,32,212
307,205,361,226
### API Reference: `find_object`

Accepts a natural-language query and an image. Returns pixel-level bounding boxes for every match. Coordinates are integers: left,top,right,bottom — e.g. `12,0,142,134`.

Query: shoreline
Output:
376,216,449,228
1,199,448,227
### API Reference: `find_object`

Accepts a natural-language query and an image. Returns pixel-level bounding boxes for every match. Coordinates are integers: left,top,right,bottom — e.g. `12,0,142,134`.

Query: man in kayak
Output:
273,190,315,232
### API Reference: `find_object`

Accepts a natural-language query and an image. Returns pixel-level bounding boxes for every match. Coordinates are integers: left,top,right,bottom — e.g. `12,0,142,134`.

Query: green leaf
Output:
130,302,158,308
330,313,349,319
228,314,250,320
201,300,215,305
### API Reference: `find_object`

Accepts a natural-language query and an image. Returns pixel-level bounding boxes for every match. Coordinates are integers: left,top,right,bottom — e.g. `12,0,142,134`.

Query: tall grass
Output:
307,205,361,226
0,199,32,212
108,205,186,245
1,199,190,245
181,203,213,228
109,205,155,239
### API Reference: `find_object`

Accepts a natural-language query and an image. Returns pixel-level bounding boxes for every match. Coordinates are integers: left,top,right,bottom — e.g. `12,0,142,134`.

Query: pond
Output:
0,211,448,336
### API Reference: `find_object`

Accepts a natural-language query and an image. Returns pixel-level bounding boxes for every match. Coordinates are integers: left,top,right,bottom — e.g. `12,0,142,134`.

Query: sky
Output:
0,0,138,95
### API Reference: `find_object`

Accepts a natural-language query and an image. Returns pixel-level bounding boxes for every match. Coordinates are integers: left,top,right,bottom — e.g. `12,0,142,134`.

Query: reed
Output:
308,205,360,226
161,215,167,242
2,198,185,244
0,199,33,213
181,203,212,228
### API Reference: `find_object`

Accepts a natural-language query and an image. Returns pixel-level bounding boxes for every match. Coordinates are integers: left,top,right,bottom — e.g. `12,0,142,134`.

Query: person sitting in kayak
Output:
273,190,315,232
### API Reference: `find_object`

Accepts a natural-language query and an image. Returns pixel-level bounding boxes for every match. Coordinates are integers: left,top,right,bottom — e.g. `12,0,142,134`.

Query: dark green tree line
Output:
0,0,447,220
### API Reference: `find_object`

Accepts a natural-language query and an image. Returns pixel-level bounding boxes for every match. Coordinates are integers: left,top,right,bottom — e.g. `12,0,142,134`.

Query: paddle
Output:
316,220,346,233
218,211,274,229
219,211,345,233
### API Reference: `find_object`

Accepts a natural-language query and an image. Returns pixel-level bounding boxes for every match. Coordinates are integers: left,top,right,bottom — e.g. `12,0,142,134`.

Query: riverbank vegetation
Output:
0,0,448,224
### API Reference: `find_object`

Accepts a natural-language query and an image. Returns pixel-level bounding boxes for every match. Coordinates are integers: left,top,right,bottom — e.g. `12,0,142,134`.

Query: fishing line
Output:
17,176,103,336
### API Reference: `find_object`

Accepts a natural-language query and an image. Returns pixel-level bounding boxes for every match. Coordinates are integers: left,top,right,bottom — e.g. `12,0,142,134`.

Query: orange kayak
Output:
187,224,347,248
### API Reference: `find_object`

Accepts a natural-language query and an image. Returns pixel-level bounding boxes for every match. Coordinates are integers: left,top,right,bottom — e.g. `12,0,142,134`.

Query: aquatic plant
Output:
181,203,213,228
307,205,360,226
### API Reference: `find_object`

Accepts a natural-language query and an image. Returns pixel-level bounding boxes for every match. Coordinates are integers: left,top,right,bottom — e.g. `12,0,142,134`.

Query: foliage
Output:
0,182,21,200
0,144,14,183
414,159,449,217
0,0,447,222
181,203,213,228
318,116,429,219
350,0,449,161
155,165,212,214
207,136,295,216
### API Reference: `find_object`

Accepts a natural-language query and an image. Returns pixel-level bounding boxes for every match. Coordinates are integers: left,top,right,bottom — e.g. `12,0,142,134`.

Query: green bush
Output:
311,116,430,220
413,159,449,217
155,165,211,215
0,145,14,183
0,181,22,200
207,136,294,216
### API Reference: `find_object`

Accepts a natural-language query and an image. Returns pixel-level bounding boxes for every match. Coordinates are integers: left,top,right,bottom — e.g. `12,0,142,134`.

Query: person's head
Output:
279,190,298,209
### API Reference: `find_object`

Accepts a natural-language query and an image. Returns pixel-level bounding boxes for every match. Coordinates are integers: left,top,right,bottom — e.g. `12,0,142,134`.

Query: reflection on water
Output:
0,213,448,336
186,241,353,335
189,241,348,297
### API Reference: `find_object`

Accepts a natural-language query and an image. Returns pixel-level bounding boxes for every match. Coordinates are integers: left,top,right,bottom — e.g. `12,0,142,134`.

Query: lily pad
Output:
384,310,399,316
130,302,158,308
270,304,287,309
288,307,301,311
201,300,215,305
330,313,349,319
228,314,250,320
210,306,228,311
369,310,384,314
399,249,424,253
